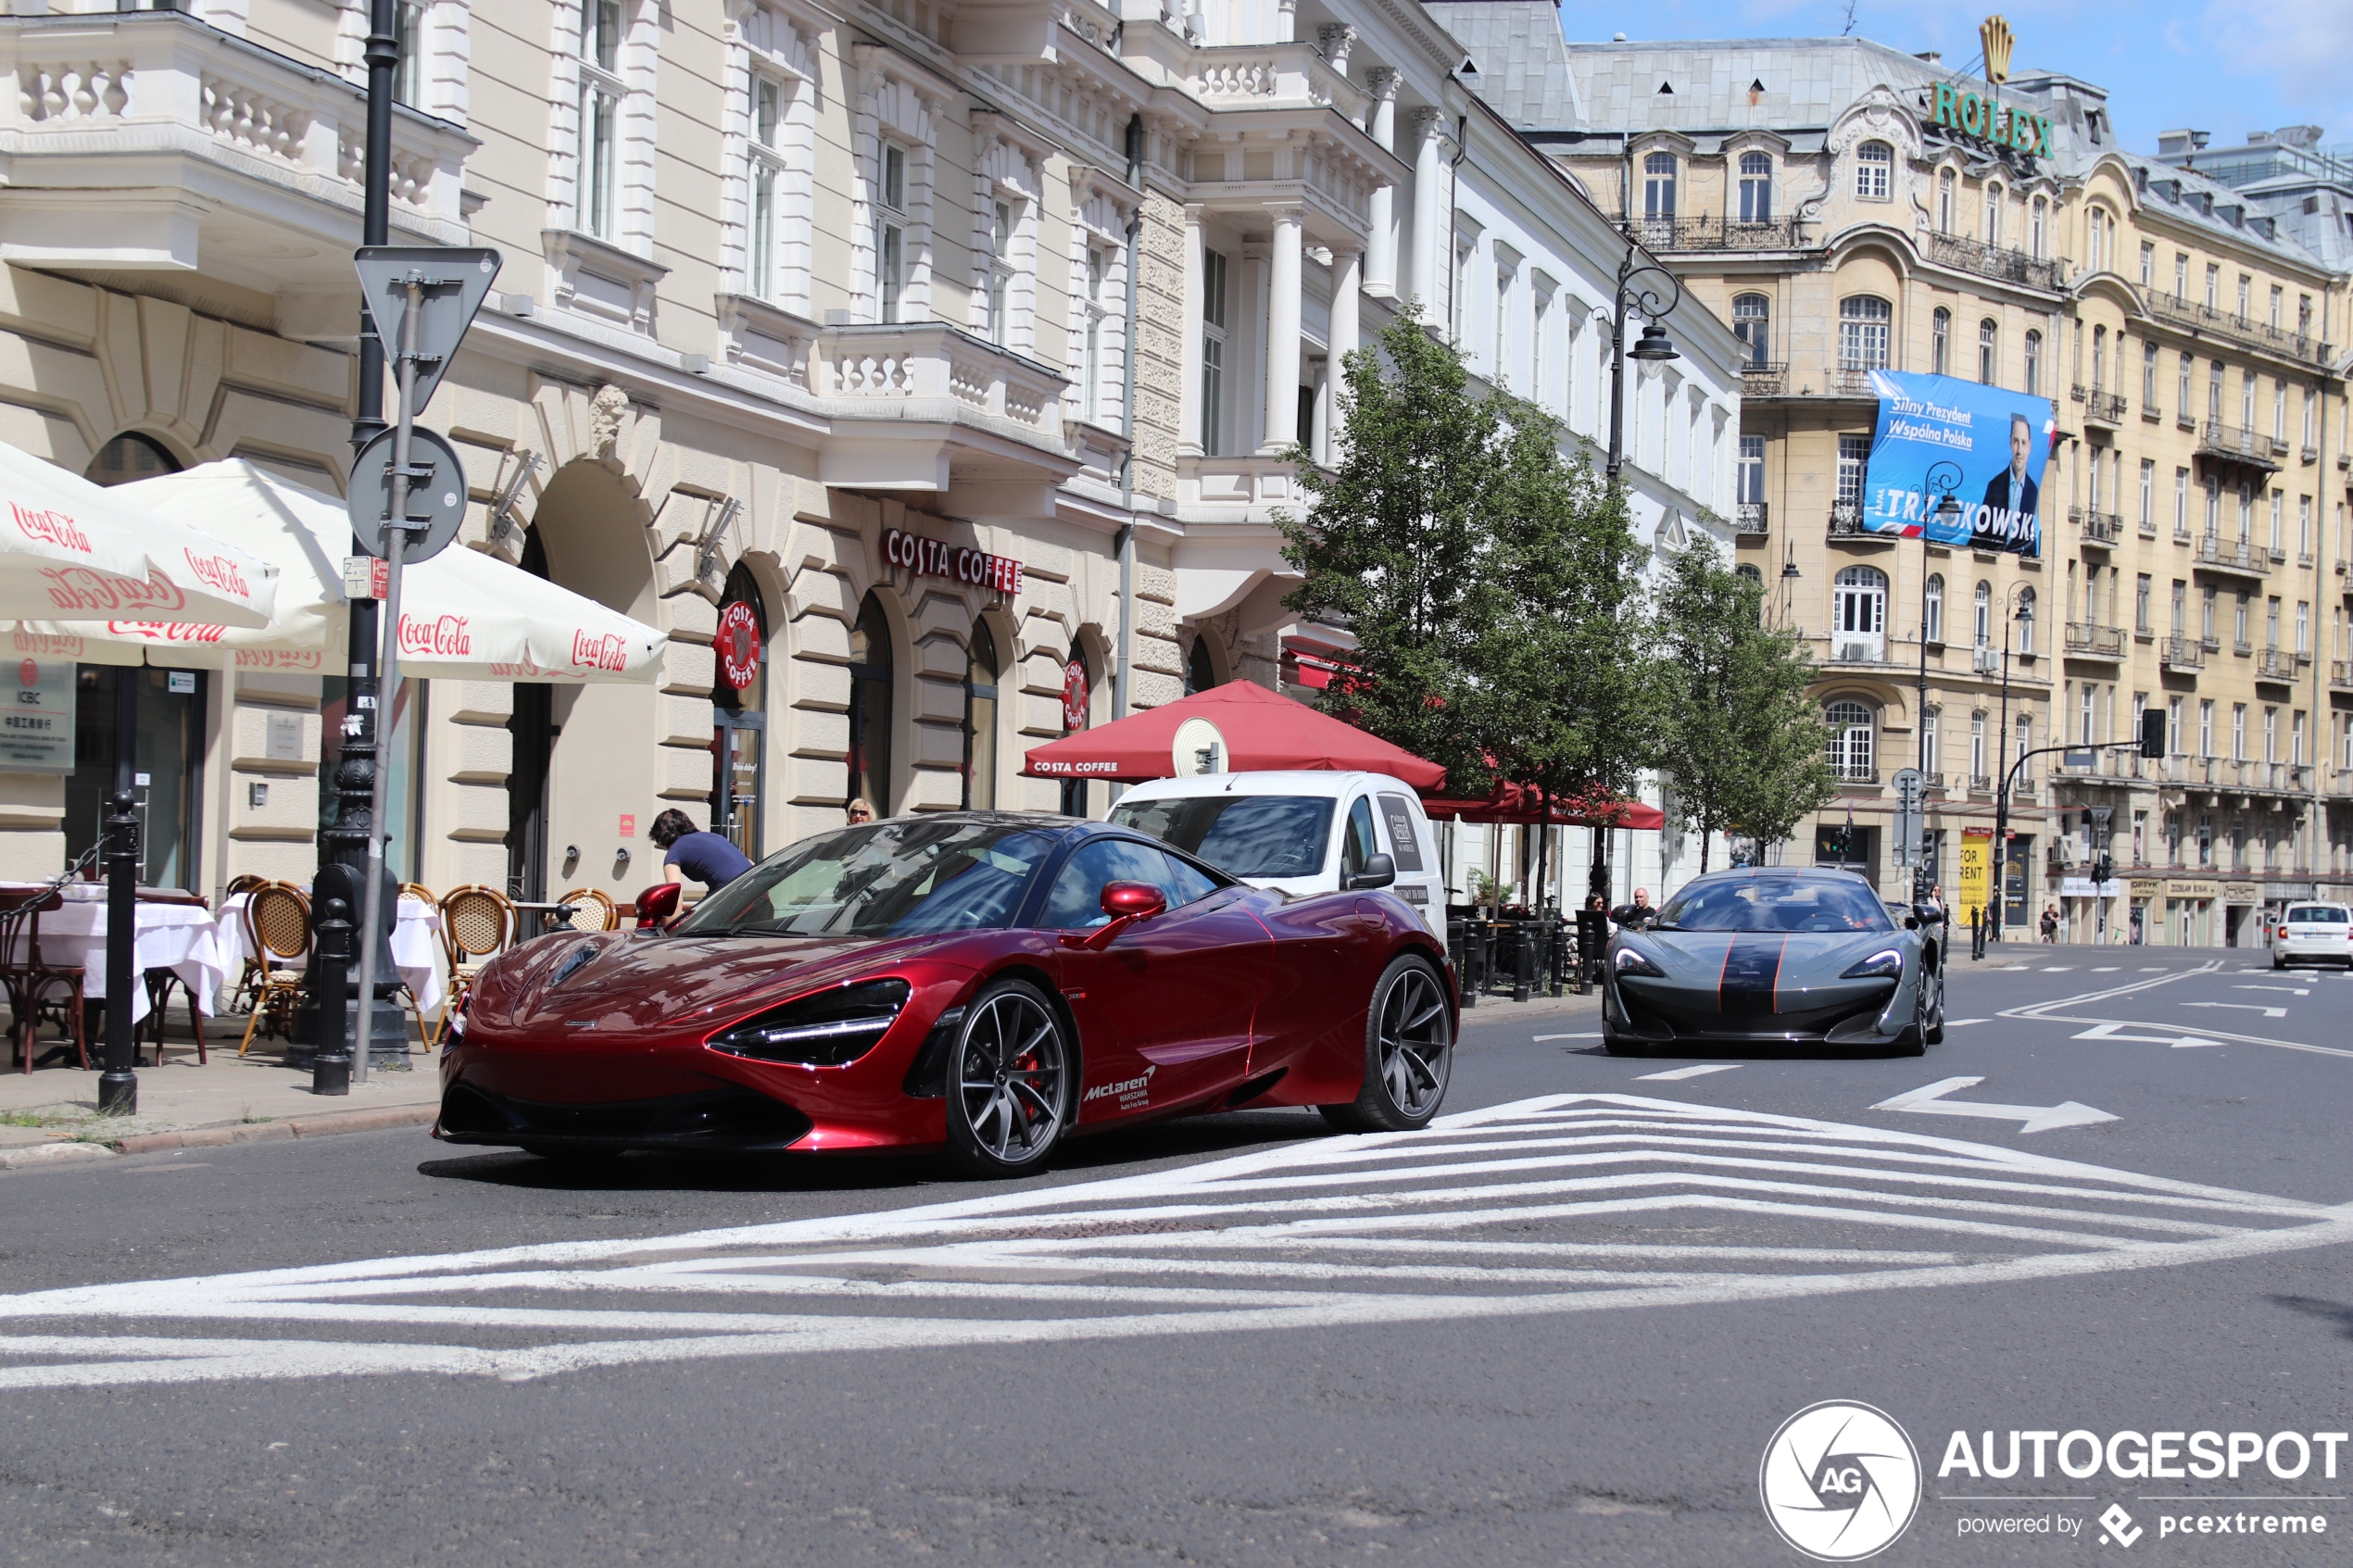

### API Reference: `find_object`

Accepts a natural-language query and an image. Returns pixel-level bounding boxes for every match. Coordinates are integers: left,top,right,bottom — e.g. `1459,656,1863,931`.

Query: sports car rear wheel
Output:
946,978,1072,1178
1921,958,1946,1046
1321,955,1453,1133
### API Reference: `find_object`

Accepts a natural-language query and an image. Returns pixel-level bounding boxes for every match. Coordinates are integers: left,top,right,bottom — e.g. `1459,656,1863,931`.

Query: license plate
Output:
1398,884,1428,905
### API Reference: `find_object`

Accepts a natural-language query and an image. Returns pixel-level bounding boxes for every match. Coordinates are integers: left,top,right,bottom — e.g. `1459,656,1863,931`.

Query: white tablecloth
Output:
0,884,225,1024
214,893,447,1018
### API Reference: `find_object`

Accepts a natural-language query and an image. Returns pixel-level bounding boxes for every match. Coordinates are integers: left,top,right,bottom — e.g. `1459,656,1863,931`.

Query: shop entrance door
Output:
65,666,207,891
711,708,764,861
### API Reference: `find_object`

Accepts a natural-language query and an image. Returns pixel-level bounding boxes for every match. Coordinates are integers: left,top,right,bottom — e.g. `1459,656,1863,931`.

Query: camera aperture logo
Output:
1761,1401,1922,1562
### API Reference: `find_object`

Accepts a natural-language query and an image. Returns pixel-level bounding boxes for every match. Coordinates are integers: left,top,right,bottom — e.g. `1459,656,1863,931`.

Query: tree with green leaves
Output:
1652,535,1836,871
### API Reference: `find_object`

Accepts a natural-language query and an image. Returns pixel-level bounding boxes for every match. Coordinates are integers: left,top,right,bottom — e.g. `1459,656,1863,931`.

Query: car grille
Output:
437,1083,812,1150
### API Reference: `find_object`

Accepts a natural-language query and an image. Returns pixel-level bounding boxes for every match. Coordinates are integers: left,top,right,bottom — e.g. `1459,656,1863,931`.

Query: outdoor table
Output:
0,882,221,1025
212,892,446,1017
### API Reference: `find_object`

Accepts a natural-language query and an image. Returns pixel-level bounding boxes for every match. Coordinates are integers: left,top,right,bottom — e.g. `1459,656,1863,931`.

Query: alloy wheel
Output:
1374,964,1452,1118
954,987,1067,1165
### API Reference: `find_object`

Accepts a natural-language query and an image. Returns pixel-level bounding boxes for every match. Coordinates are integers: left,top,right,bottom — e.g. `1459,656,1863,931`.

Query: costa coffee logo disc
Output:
716,600,761,690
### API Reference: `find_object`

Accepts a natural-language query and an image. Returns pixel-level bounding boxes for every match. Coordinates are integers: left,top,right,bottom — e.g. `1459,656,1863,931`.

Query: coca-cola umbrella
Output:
0,437,277,627
7,460,664,682
1021,678,1445,787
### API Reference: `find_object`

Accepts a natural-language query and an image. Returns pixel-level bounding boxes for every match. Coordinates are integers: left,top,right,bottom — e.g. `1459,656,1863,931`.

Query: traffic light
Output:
2139,706,2167,759
2093,854,2114,886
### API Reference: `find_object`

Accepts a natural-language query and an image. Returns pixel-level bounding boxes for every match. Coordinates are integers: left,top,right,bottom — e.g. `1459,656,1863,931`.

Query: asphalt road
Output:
1,944,2347,1567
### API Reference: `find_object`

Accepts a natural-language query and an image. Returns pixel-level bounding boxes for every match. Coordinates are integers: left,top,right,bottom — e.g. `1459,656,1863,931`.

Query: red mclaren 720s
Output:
434,813,1456,1176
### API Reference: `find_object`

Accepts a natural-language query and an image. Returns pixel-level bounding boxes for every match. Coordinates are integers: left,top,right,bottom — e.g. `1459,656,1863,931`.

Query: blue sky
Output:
1561,0,2353,157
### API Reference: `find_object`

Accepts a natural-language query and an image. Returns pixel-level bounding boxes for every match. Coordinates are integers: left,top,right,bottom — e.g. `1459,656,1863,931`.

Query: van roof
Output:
1113,770,1426,801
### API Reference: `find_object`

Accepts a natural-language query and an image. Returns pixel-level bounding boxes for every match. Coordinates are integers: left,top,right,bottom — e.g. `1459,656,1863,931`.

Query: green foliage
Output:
1652,536,1836,867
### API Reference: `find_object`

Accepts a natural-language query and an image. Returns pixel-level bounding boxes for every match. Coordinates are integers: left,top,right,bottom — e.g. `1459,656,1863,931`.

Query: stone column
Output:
1275,0,1295,43
1179,204,1205,457
1327,245,1361,455
1263,203,1303,453
1308,357,1330,465
1365,69,1399,293
1316,23,1355,74
1409,107,1448,314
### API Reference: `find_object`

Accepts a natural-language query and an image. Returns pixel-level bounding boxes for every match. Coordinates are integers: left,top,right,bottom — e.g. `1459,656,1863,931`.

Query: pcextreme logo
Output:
1760,1400,1923,1562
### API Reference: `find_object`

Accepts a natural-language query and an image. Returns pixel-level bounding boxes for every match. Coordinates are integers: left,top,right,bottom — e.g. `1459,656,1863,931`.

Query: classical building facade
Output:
1436,7,2353,942
0,0,1740,914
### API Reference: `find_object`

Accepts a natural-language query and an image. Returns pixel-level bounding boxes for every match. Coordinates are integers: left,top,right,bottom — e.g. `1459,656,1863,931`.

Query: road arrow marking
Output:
2233,985,2310,996
1870,1076,2119,1135
2073,1022,2224,1049
1634,1064,1740,1081
2182,1001,2288,1018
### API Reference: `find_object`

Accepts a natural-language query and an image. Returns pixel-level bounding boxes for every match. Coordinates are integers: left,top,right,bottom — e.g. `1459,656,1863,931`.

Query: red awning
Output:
1021,679,1446,787
1419,782,1667,830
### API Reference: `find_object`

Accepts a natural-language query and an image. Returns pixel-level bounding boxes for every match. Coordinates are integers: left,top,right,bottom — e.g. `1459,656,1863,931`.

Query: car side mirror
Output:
635,882,681,930
1062,881,1168,951
1348,853,1396,891
1904,914,1921,931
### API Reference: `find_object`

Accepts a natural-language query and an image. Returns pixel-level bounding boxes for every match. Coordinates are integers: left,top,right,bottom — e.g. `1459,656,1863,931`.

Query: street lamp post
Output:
1913,467,1964,901
1988,585,2034,943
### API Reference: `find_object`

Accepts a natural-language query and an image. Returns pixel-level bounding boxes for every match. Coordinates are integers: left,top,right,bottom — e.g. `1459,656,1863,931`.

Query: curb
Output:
0,1104,438,1169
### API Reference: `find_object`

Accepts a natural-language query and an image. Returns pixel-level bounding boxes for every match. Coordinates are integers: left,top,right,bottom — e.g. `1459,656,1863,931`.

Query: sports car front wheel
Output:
1322,955,1453,1133
946,978,1072,1178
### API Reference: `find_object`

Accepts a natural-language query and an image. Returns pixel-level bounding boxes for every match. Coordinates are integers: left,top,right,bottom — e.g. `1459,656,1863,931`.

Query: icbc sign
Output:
716,600,761,690
883,527,1025,596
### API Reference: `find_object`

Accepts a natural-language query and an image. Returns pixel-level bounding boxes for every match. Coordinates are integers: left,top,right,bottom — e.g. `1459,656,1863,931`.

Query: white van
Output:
1107,771,1447,936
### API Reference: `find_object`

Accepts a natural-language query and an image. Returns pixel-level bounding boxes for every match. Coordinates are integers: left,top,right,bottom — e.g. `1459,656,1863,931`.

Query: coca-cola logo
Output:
398,613,472,657
11,502,93,555
10,629,84,659
487,652,548,678
234,649,323,671
181,548,251,600
571,630,628,673
41,566,186,614
105,621,227,644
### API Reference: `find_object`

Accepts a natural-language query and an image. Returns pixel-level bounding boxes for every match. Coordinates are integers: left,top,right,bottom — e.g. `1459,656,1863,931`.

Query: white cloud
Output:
2196,0,2353,123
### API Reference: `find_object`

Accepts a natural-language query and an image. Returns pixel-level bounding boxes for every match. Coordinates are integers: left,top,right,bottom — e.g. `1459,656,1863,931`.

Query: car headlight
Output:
1840,948,1906,980
1614,947,1665,978
705,978,911,1066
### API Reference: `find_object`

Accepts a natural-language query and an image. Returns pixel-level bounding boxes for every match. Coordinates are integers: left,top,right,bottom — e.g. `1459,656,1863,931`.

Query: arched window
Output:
1855,140,1892,200
2015,585,2037,655
1973,580,1994,648
1936,168,1955,232
1839,295,1892,371
86,431,179,487
2023,329,2043,396
2086,206,2108,273
1642,151,1677,224
1058,646,1092,816
1737,151,1773,223
2091,323,2107,392
1731,293,1770,365
1185,633,1221,695
1832,564,1888,658
1978,318,1998,385
1982,182,2002,245
1931,307,1951,376
962,619,1000,809
848,592,895,816
2030,195,2047,257
1923,573,1945,643
711,562,769,859
1825,700,1877,780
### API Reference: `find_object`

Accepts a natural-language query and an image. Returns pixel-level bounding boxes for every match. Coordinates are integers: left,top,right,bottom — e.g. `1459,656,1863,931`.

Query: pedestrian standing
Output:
649,809,754,892
2039,904,2059,944
847,797,875,826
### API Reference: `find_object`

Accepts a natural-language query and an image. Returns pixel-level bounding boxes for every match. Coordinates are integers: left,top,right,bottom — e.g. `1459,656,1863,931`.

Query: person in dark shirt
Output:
1609,887,1655,929
650,808,753,890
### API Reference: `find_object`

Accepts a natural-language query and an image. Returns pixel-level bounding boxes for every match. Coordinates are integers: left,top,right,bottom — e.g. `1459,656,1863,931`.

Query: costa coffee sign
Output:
883,527,1025,596
715,600,761,690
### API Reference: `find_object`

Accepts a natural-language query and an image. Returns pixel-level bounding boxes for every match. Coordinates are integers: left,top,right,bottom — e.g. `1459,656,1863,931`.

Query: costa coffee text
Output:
883,527,1025,596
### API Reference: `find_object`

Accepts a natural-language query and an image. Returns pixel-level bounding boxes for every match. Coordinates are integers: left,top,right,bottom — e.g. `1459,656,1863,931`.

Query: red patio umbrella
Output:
1021,679,1446,788
1419,781,1667,831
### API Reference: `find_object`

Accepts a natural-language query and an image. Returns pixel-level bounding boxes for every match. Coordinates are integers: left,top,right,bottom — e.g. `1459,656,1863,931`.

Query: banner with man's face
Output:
1859,370,2055,557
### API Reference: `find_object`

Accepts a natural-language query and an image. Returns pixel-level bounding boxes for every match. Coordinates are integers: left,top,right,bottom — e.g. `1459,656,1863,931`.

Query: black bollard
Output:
97,788,139,1116
1512,922,1534,1003
310,897,354,1097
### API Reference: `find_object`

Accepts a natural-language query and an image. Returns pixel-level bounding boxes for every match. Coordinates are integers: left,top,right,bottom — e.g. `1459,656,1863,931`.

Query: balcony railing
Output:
1924,232,2066,292
2160,634,2205,671
2255,647,2298,683
2078,510,2120,545
1619,215,1814,253
2064,622,2126,659
1968,772,1994,794
1741,361,1791,396
814,323,1068,451
2088,391,2128,424
1733,502,1770,535
2196,420,2283,470
2333,659,2353,693
1828,369,1880,398
2143,287,2334,367
1831,766,1881,785
2137,511,2158,538
2194,533,2271,576
1828,500,1868,535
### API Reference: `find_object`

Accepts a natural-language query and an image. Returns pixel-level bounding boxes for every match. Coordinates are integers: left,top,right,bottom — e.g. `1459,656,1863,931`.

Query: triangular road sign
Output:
353,246,502,415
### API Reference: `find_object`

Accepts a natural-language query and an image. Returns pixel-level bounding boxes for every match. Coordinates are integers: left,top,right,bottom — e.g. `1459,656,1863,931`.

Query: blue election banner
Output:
1860,370,2054,557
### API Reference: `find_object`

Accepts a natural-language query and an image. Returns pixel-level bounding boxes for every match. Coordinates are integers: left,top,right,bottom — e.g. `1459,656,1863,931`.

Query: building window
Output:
2090,324,2106,392
1530,293,1548,404
1838,295,1891,371
2141,340,2158,410
2173,253,2187,297
1737,434,1765,504
1738,152,1773,222
2030,196,2046,257
2204,263,2220,309
1924,573,1944,643
2138,241,2154,287
711,565,769,861
872,143,912,323
1973,580,1993,648
392,1,425,108
2023,328,2042,395
2016,585,2036,655
1937,168,1955,232
963,620,1000,810
1493,267,1512,383
1982,182,2002,245
1970,711,1987,780
1825,700,1876,779
2134,571,2151,633
746,76,785,298
2086,206,2107,272
2197,699,2213,757
1643,151,1678,224
1978,318,1998,385
1931,307,1950,376
985,200,1014,345
1081,245,1113,420
1200,247,1227,455
2174,468,2189,537
2272,382,2287,442
2208,360,2224,427
2269,284,2283,330
2138,459,2155,533
1855,141,1892,200
578,0,623,239
1732,294,1770,366
2177,352,2193,420
1836,433,1869,505
2237,274,2251,320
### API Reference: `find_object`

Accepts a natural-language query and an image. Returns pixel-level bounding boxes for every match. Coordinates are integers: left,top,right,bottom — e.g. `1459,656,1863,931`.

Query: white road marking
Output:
2093,967,2120,972
1870,1077,2119,1135
1997,962,2353,1061
2233,985,2310,997
2140,967,2166,972
1634,1064,1740,1081
1945,1018,1989,1027
1535,1033,1603,1041
2182,1002,2288,1019
2073,1022,2224,1049
2043,966,2077,972
0,1097,2338,1393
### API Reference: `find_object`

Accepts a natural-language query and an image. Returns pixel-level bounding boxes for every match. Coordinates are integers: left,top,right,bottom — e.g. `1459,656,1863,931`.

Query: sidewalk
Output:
0,1029,438,1170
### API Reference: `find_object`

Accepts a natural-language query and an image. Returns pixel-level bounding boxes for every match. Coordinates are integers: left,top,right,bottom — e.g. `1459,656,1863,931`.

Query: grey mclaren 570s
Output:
1602,868,1945,1056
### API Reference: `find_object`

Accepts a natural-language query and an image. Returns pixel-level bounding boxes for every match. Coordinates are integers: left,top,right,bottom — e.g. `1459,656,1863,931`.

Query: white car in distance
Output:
2271,902,2353,970
1107,771,1447,937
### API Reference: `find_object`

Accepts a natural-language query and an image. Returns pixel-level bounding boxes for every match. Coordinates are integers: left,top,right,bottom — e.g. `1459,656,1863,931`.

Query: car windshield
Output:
1108,795,1336,879
2286,905,2349,924
674,820,1060,938
1653,877,1894,935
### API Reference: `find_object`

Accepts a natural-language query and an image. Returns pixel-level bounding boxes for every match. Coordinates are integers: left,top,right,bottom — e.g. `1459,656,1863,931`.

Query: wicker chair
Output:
434,884,515,1047
554,887,621,933
224,873,266,898
7,890,87,1073
237,882,311,1056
